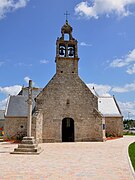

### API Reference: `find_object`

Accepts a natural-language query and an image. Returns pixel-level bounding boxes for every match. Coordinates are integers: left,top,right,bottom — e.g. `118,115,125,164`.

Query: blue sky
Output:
0,0,135,119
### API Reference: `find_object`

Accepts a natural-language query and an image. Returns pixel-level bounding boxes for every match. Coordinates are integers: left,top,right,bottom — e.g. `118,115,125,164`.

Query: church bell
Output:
68,47,74,57
59,47,65,56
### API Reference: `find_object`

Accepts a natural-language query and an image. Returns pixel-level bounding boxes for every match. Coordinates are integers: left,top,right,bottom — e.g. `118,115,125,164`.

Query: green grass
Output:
128,142,135,170
123,131,135,136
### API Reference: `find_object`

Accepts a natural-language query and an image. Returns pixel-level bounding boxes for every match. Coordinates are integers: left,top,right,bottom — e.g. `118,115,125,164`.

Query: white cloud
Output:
0,61,4,67
40,59,49,64
15,62,32,67
87,83,112,96
0,75,36,110
112,81,135,93
110,49,135,74
87,81,135,94
110,58,128,67
0,85,22,96
80,42,92,47
118,101,135,119
24,76,35,86
24,76,30,84
0,98,8,110
0,76,36,110
0,0,29,20
13,0,28,9
0,85,22,110
75,0,135,19
118,32,126,36
110,49,135,67
126,64,135,74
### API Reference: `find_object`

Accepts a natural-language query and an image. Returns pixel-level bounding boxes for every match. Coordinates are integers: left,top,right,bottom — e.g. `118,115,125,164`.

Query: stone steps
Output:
18,144,38,149
11,136,43,155
14,147,41,153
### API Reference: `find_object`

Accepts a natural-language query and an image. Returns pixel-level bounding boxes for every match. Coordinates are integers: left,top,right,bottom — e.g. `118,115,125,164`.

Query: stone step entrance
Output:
11,137,43,155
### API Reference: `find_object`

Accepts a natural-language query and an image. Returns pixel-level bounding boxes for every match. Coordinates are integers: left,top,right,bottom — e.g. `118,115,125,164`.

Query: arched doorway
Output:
62,118,74,142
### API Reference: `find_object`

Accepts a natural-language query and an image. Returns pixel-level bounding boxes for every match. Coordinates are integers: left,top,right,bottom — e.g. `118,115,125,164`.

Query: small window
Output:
67,99,70,105
72,71,74,73
103,124,105,130
61,71,63,73
20,125,24,129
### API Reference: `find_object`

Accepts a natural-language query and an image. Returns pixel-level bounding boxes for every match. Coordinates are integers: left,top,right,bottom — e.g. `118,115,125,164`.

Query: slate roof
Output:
88,86,122,117
0,110,5,120
5,86,122,118
6,96,28,117
98,96,122,117
5,87,42,117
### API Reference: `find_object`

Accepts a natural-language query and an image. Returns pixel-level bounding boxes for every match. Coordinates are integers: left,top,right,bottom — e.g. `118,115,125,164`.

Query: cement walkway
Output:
0,136,135,180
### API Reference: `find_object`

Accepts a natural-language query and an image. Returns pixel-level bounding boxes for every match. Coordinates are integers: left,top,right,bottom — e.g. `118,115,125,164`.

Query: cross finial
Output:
64,11,70,21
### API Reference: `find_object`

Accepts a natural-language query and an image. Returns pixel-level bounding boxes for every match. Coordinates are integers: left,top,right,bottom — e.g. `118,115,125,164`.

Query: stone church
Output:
4,20,123,142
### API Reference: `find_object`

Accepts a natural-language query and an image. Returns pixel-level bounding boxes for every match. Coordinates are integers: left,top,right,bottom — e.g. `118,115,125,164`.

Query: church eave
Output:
5,115,28,118
103,114,123,118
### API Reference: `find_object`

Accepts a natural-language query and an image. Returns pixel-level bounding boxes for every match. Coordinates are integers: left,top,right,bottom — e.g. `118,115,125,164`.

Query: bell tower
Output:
55,20,79,75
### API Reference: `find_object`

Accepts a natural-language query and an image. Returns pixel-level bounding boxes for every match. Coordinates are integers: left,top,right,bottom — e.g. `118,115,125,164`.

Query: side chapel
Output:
4,20,123,142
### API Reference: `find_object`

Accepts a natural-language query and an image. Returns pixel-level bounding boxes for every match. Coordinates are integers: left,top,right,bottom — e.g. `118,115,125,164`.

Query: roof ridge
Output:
99,96,112,98
5,95,11,116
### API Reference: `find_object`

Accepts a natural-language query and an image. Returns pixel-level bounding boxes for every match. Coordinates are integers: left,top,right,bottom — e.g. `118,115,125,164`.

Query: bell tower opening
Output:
59,45,66,57
64,34,70,41
68,45,75,57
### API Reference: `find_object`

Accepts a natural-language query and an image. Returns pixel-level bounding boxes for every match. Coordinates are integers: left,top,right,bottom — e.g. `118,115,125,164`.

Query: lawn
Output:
123,131,135,136
128,142,135,170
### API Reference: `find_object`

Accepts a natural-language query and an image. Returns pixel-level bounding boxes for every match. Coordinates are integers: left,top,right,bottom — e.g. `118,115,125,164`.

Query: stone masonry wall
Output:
56,58,78,74
105,117,123,137
4,117,27,140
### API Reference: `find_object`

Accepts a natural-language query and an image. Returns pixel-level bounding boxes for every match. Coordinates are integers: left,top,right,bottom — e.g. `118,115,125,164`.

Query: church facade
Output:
4,21,123,142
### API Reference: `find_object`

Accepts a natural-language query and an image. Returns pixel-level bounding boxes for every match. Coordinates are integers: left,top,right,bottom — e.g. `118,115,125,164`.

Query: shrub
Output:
106,132,117,137
16,131,27,141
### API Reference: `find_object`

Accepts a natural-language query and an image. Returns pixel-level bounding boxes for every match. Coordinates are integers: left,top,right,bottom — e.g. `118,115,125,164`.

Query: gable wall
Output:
34,73,104,142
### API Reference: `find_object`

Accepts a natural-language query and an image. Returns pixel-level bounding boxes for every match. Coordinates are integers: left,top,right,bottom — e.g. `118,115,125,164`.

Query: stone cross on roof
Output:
64,11,70,21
